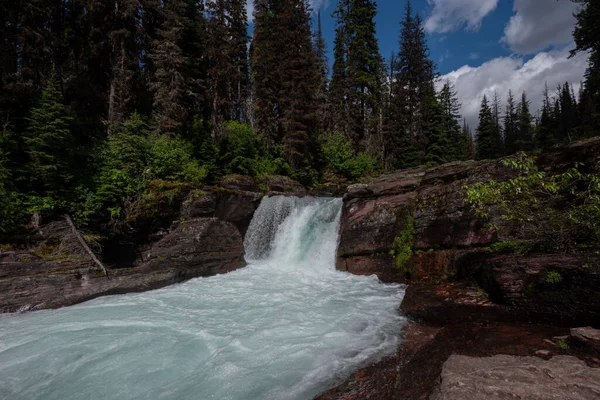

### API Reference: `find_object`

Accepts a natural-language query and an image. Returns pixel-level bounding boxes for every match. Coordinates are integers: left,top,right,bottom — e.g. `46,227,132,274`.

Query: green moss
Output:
546,271,563,284
521,282,536,304
490,241,528,254
390,210,415,275
555,339,569,349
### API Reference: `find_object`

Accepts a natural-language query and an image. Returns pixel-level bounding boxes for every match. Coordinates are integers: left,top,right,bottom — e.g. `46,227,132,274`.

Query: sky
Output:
246,0,589,129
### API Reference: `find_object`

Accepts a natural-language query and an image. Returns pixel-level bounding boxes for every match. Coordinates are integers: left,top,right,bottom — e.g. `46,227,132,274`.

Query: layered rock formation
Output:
0,174,306,312
337,138,600,326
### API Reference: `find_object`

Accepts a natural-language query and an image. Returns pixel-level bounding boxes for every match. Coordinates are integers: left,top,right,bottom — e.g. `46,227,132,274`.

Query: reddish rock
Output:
430,354,600,400
0,218,245,313
571,327,600,352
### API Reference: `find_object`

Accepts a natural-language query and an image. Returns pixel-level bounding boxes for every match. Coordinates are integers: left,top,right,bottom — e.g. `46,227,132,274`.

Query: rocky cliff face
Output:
0,174,306,312
337,138,600,326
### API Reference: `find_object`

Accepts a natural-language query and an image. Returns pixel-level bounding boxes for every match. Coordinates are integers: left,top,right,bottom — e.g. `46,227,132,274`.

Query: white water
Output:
0,196,406,400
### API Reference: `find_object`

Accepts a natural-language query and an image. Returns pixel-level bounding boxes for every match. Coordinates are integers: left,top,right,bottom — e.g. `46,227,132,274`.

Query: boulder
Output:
259,175,307,196
571,327,600,352
430,354,600,400
0,218,245,313
181,190,217,219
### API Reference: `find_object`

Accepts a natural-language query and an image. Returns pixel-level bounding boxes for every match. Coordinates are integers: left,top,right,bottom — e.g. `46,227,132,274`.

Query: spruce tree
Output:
558,82,577,143
24,70,74,196
150,0,187,134
463,119,475,160
503,90,518,155
329,0,350,136
424,88,450,166
571,0,600,135
314,10,330,136
439,81,465,161
515,91,534,151
535,83,556,149
475,95,499,160
388,0,436,166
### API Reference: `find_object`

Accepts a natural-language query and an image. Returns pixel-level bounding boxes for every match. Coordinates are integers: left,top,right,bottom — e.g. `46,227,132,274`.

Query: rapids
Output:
0,196,406,400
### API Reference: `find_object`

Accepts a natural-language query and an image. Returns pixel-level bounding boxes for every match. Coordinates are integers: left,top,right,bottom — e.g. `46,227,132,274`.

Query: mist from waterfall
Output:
0,196,406,400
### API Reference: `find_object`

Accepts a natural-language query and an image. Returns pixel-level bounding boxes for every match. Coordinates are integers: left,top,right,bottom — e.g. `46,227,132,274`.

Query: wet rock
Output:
259,175,306,196
0,218,245,313
430,354,600,400
571,327,600,352
213,189,262,237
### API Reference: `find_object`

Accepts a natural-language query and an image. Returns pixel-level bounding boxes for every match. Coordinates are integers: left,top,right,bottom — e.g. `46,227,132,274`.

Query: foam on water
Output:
0,196,406,400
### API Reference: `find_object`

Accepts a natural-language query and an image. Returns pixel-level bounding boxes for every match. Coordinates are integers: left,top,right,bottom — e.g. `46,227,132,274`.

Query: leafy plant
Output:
321,132,379,181
464,152,600,252
490,241,528,254
546,271,563,284
555,339,569,349
390,212,415,274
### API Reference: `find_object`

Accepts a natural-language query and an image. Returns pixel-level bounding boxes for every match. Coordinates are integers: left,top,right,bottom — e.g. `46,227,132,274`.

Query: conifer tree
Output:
515,91,534,151
475,95,500,160
150,0,187,134
329,0,350,136
387,1,436,165
314,10,330,136
503,90,518,155
558,82,577,143
535,83,556,149
463,119,475,160
424,88,449,165
439,81,465,160
24,71,74,196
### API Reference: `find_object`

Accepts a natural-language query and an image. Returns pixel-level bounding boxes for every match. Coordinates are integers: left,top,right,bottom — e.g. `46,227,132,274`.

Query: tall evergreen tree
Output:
463,119,475,160
423,88,449,165
515,91,534,151
150,0,187,134
386,1,436,167
503,90,518,155
535,83,556,149
314,10,330,136
438,81,466,161
329,0,382,151
571,0,600,135
252,0,318,177
24,70,74,196
557,82,578,143
476,95,500,160
329,0,350,136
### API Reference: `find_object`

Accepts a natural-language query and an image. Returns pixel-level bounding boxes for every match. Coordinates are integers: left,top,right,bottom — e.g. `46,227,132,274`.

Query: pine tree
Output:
387,0,436,166
329,0,382,151
535,83,556,149
438,81,465,161
314,10,330,136
24,70,74,195
515,91,534,151
491,91,504,155
329,0,350,136
571,0,600,135
424,88,449,166
150,0,187,134
503,90,518,155
463,119,475,160
558,82,577,143
475,95,500,160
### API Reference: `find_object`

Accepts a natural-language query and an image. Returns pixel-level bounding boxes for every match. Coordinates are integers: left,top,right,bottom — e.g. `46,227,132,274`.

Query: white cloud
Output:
424,0,498,33
468,52,479,60
246,0,329,22
502,0,580,54
438,47,588,129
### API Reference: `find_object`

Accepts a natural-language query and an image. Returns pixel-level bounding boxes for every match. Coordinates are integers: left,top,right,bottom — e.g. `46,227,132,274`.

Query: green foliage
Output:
546,271,563,284
555,339,569,350
322,132,379,180
490,241,528,254
220,121,290,178
390,212,415,273
24,70,74,198
148,136,207,185
464,152,600,252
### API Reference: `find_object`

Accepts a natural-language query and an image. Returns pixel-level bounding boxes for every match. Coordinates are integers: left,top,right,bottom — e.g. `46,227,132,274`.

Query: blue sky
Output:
246,0,588,127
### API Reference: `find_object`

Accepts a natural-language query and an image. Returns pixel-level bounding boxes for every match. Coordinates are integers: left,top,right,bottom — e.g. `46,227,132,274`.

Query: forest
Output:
0,0,598,236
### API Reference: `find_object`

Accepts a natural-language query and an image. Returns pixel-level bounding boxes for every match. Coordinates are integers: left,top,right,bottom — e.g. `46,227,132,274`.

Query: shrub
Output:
148,136,207,185
546,271,563,284
464,152,600,252
390,212,415,274
322,132,379,181
490,241,528,254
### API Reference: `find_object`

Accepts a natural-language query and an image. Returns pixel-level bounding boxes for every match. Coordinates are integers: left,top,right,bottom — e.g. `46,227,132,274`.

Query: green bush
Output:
490,241,528,254
148,136,207,185
322,132,379,181
464,152,600,252
546,271,563,284
390,213,415,274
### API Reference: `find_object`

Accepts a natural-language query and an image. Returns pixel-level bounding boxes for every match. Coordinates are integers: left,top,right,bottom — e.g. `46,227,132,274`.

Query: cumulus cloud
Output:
424,0,498,33
438,47,588,129
246,0,329,22
502,0,580,54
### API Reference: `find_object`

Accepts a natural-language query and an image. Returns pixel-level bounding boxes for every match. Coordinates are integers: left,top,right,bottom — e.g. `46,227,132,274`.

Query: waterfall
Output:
0,196,406,400
244,196,342,269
